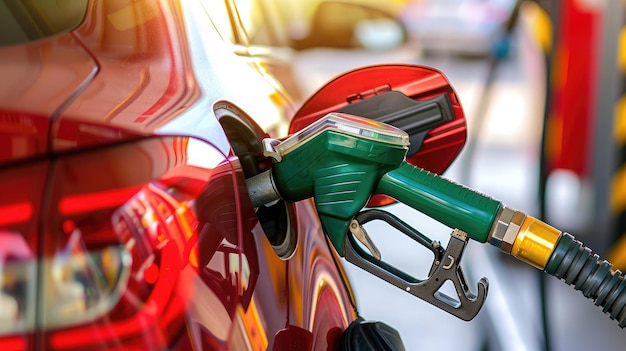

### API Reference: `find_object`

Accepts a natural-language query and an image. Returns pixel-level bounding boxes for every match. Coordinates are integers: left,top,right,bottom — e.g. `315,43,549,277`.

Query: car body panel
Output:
0,0,356,350
0,0,292,164
0,35,97,163
42,136,236,350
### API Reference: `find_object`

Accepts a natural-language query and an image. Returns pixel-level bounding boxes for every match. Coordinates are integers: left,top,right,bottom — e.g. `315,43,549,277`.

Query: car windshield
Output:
0,0,88,47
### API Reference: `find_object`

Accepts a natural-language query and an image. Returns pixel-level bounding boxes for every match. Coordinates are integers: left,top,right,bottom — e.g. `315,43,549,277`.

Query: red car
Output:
0,1,466,350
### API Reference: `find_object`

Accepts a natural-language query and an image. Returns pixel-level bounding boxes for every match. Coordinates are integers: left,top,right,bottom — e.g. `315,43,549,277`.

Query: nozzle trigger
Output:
344,210,488,321
349,219,381,260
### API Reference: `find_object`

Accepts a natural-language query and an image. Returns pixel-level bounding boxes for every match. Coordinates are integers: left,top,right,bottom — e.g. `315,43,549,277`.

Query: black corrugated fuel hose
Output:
545,233,626,326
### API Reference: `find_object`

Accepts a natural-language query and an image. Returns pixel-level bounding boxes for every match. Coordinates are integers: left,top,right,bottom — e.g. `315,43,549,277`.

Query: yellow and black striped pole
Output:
608,8,626,271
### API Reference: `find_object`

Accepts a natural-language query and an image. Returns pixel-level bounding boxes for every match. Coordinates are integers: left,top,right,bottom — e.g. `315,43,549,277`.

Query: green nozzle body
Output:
268,113,503,254
273,128,407,254
376,163,501,243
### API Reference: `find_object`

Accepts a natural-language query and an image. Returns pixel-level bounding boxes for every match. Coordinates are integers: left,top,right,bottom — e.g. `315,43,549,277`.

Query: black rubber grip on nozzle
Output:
545,233,626,327
338,91,454,156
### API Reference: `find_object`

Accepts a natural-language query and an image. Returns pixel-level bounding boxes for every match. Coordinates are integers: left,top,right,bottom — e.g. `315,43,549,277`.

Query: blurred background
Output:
230,0,626,349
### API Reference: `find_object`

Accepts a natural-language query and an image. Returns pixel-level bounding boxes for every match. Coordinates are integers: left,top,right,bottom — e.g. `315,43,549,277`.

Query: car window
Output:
232,0,288,47
232,0,266,44
201,0,238,44
0,0,88,47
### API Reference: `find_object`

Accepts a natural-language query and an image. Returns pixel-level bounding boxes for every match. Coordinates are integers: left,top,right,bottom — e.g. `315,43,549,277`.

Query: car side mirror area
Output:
289,1,407,51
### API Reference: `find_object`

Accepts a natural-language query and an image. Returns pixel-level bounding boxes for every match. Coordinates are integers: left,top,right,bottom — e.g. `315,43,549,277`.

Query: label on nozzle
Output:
275,113,409,158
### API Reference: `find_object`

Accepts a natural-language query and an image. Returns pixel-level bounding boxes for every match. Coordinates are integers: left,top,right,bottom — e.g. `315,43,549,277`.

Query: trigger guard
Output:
344,222,488,321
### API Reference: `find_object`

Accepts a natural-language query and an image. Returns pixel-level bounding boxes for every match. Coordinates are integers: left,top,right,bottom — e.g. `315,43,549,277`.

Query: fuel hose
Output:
545,233,626,326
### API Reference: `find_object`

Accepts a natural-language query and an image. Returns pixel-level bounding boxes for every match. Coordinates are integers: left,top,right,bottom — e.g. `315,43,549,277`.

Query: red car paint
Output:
0,1,354,350
291,64,467,176
0,1,467,350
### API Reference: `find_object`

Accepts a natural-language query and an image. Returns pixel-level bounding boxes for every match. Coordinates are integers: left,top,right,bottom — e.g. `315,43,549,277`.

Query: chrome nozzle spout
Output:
246,170,281,208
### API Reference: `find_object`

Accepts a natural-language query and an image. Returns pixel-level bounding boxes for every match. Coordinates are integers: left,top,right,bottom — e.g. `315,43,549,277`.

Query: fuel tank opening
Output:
217,109,297,259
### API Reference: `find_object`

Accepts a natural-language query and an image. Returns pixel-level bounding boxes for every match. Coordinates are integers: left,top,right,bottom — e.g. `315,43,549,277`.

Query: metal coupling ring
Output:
489,207,526,254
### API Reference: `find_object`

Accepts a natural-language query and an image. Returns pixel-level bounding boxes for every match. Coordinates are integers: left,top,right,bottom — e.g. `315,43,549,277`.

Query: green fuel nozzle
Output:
247,113,501,254
254,113,410,254
246,113,626,325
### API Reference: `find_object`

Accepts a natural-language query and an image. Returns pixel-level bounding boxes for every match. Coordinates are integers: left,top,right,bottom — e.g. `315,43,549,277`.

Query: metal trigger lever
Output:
344,209,488,321
349,219,381,260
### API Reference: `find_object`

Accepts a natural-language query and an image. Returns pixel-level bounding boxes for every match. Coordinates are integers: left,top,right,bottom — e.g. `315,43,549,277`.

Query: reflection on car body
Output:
0,0,357,349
